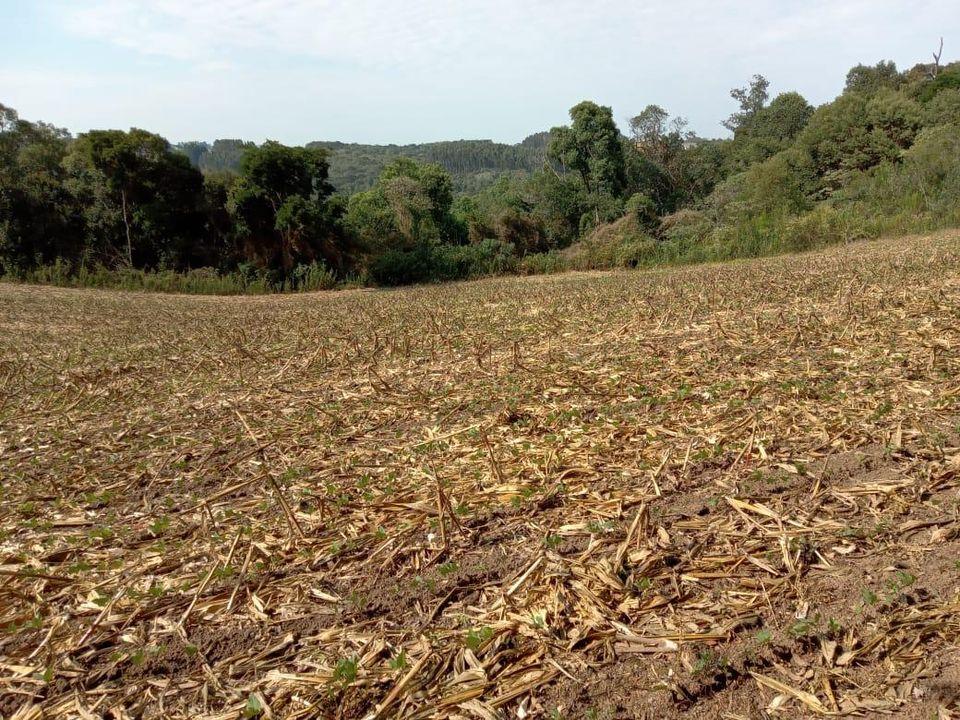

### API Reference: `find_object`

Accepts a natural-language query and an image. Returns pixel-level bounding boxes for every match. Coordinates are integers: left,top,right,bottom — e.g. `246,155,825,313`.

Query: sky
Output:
1,1,958,146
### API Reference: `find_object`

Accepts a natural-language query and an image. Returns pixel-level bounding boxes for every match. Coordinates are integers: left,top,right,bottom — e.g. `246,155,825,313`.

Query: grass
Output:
7,259,337,295
1,230,960,718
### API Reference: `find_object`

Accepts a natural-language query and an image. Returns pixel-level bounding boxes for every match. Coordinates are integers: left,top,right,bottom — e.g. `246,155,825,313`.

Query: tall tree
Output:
724,75,770,132
629,105,671,147
0,104,79,271
229,141,340,273
66,129,204,268
549,101,626,223
627,104,691,208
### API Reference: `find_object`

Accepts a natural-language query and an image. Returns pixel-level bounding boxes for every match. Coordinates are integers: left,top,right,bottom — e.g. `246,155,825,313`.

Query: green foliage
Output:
914,63,960,103
344,157,458,254
10,260,335,295
844,60,902,96
229,141,345,274
186,139,255,173
625,193,658,229
729,149,812,216
922,89,960,126
368,239,516,286
242,694,263,718
0,105,79,273
549,101,626,201
332,656,359,686
726,92,814,171
180,136,550,195
388,650,408,671
724,74,770,133
792,90,922,196
5,49,960,292
464,626,494,650
65,128,206,269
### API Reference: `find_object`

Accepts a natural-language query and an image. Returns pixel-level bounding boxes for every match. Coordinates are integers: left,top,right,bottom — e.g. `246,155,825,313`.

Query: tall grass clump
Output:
11,260,337,295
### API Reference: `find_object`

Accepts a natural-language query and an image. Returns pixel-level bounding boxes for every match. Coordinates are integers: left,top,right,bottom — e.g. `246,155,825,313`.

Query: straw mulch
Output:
2,231,959,719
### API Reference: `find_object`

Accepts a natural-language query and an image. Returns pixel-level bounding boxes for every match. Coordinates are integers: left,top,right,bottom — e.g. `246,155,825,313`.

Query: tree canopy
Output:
3,51,960,289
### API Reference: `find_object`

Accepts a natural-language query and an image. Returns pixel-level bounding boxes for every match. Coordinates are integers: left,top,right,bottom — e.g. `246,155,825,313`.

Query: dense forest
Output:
175,135,550,195
2,53,960,292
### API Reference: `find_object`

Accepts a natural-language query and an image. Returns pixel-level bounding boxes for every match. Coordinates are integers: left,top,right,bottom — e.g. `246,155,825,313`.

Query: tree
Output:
844,61,901,96
750,92,814,141
549,101,626,224
931,38,944,79
794,90,922,196
0,105,80,272
200,172,239,268
629,105,671,146
66,129,204,268
726,92,814,171
923,88,960,127
229,141,340,274
724,75,770,132
0,103,18,134
677,139,731,203
343,157,457,258
525,169,588,247
379,157,454,231
630,105,688,166
176,141,210,167
199,139,255,173
625,104,693,211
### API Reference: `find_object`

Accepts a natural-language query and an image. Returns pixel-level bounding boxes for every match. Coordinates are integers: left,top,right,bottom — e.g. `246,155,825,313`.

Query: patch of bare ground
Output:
2,231,960,718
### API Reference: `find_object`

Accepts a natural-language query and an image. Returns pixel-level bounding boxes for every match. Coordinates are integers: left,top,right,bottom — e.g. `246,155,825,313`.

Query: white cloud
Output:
57,0,956,81
56,0,846,71
11,0,960,143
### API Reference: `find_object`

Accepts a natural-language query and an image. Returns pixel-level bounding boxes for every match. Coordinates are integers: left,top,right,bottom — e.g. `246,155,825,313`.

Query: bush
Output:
367,240,519,286
517,251,566,275
367,244,438,286
289,261,337,292
614,235,659,267
562,215,658,270
658,209,713,244
625,193,658,229
922,89,960,127
779,205,869,253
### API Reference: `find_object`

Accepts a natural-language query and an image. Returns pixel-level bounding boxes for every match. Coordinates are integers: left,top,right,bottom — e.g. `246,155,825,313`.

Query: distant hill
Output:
175,133,551,194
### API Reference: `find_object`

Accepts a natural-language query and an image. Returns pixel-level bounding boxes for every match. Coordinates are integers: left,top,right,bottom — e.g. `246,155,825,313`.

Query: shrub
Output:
517,251,566,275
7,261,337,295
367,244,439,286
922,89,960,127
625,193,658,229
562,215,657,270
367,240,519,286
289,261,337,292
659,209,713,244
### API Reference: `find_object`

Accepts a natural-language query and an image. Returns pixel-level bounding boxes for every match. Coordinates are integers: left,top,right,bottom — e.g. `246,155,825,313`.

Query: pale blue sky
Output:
1,1,957,145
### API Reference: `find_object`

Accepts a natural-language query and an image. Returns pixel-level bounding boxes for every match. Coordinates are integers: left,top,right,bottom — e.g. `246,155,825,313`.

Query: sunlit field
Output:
2,231,960,719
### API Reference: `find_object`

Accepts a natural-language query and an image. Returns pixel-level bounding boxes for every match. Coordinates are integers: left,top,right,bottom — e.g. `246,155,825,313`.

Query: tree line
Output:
2,52,959,291
175,135,551,197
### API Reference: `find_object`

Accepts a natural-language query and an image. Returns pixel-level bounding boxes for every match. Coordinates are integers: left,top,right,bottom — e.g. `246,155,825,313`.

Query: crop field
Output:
2,232,960,719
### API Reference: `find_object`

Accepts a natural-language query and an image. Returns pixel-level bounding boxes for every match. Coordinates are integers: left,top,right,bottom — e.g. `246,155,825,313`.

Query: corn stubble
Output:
2,231,960,718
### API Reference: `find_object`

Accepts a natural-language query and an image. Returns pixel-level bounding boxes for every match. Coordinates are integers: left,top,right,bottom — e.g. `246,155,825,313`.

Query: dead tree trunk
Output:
931,37,944,79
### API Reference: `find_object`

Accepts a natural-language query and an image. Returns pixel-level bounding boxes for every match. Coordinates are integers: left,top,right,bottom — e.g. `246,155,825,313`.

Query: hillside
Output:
2,230,959,718
176,132,551,194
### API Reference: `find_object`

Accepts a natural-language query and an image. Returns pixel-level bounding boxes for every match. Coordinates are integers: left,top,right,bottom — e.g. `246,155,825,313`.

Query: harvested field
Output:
2,231,960,719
